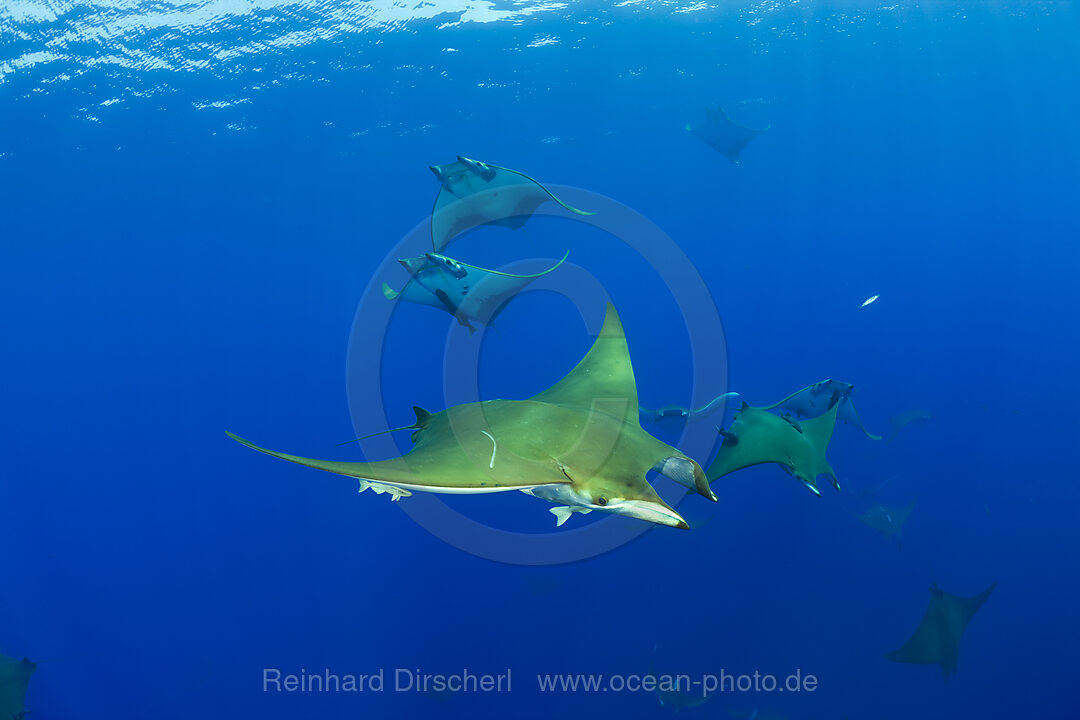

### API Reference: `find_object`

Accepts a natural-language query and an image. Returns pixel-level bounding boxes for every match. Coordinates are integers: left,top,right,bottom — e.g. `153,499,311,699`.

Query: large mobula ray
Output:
704,398,841,495
228,305,714,528
761,379,882,440
382,251,567,333
687,106,769,165
885,582,997,680
429,156,594,251
0,652,35,720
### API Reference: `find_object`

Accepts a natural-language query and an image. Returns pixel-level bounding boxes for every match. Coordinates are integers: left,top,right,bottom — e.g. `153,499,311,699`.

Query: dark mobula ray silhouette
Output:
886,582,997,680
687,106,769,165
0,652,35,720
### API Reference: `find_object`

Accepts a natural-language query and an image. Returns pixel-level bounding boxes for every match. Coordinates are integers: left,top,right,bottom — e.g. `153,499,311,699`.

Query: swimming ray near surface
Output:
429,156,594,251
0,652,35,720
704,397,841,495
687,106,769,165
382,251,567,333
858,499,915,549
885,582,997,680
761,379,882,440
228,305,714,529
639,391,739,432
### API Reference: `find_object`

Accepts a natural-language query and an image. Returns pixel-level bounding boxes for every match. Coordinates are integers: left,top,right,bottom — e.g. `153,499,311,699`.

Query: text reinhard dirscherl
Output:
263,668,511,693
262,668,819,696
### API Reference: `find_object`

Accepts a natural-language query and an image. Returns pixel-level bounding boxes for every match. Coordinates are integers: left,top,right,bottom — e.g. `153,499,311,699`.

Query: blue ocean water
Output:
2,0,1079,717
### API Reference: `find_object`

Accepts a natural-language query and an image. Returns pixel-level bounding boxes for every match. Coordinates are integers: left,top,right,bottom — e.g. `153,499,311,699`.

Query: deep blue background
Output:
2,1,1078,717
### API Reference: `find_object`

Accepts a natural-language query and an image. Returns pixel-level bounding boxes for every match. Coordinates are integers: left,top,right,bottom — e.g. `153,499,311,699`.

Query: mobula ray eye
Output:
596,496,608,506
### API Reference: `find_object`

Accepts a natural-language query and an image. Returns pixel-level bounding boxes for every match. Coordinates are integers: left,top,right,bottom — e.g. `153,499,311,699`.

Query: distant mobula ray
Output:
640,392,740,431
647,645,711,711
704,395,841,495
888,408,933,442
761,379,882,440
0,652,35,720
885,582,996,680
687,106,769,165
858,499,915,549
382,251,567,333
228,305,714,529
429,156,594,251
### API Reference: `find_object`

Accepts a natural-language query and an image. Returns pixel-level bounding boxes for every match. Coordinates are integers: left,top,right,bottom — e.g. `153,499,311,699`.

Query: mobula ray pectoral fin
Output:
529,304,642,426
226,430,571,496
528,304,714,501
